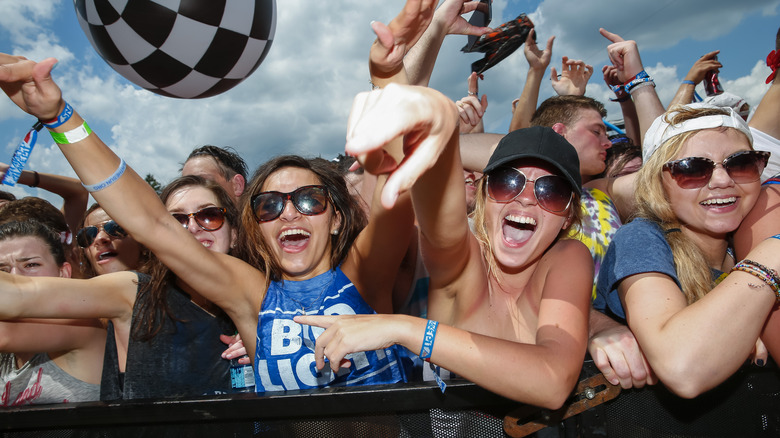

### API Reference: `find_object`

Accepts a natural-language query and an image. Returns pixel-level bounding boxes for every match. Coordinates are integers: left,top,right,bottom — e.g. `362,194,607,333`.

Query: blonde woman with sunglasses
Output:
592,103,780,435
294,84,593,409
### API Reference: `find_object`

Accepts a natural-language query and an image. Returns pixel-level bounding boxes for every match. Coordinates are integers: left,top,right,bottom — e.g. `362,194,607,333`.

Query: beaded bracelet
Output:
732,259,780,301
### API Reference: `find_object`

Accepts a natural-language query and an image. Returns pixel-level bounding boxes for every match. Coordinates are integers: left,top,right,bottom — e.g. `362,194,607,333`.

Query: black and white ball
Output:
74,0,276,99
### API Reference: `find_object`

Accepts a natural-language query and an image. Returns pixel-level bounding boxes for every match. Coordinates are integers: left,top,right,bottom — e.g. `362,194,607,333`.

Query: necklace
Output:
279,271,336,315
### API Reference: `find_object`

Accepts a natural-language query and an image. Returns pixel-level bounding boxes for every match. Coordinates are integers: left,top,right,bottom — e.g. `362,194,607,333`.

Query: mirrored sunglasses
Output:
76,220,127,248
663,150,770,189
172,206,227,231
486,167,574,213
251,185,329,222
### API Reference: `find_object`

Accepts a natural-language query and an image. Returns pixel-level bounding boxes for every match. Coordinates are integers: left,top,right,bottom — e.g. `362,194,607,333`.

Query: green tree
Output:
144,173,162,195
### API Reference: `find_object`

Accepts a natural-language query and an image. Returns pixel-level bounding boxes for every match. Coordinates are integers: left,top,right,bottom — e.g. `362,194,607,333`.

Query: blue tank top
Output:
254,266,410,392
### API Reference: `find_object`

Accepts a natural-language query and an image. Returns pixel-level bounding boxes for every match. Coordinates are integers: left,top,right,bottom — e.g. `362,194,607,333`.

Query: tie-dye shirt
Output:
568,188,623,300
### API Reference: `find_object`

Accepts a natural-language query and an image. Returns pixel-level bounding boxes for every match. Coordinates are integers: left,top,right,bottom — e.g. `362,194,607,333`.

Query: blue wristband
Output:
771,234,780,241
41,102,73,129
82,158,126,192
682,80,695,85
419,320,438,360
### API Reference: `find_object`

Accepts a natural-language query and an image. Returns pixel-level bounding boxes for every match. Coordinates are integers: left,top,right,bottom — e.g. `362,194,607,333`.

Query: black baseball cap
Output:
483,126,582,195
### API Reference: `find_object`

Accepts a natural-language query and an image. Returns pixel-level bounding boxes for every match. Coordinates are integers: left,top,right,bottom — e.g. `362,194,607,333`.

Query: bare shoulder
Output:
537,238,593,283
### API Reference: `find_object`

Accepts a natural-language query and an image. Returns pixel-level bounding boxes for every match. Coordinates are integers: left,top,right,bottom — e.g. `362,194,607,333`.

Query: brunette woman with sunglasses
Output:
0,53,418,393
76,203,146,278
295,84,593,408
591,104,780,435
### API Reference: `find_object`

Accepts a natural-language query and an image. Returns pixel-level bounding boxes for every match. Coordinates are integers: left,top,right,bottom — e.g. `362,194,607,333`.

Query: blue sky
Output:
0,0,778,207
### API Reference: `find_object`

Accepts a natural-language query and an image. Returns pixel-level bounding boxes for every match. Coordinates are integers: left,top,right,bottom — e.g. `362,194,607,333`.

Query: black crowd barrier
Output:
0,380,527,437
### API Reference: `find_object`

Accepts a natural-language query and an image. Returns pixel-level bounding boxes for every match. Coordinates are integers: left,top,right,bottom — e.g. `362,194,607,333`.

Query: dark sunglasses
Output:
172,206,227,231
76,221,127,248
486,167,574,213
251,185,329,222
663,150,770,189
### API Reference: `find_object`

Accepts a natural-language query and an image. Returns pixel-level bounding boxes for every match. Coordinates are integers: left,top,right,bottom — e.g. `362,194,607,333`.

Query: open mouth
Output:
502,214,536,245
97,251,117,262
700,196,737,208
279,229,311,250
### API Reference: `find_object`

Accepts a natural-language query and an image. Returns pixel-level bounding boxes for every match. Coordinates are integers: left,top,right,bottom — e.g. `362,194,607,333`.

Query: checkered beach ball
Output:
74,0,276,99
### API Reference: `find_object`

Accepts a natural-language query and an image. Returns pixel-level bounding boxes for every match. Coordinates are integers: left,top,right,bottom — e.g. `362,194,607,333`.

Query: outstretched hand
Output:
345,84,459,208
523,29,554,72
600,28,645,83
433,0,492,37
294,314,402,373
551,56,594,96
0,54,63,121
370,0,437,79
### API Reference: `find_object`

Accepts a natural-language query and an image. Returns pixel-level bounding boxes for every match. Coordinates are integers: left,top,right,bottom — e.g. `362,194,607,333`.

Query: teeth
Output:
465,178,474,185
701,197,737,206
280,229,311,238
201,241,212,248
98,252,115,261
505,215,536,226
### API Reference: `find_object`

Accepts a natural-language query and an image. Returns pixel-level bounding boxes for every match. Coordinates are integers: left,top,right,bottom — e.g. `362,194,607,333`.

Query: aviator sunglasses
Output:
172,206,227,231
251,185,329,222
486,167,574,213
663,150,769,189
77,221,127,248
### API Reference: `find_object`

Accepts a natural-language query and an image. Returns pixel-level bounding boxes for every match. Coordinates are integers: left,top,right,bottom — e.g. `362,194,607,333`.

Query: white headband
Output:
641,103,753,163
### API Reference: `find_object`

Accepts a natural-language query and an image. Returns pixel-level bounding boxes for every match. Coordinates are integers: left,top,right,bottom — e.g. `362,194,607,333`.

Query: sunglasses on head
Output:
663,150,769,189
77,220,127,248
172,206,227,231
486,167,574,213
251,185,330,222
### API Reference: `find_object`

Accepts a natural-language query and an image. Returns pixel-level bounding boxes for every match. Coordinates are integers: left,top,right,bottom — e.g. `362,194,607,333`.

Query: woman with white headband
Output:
593,103,780,435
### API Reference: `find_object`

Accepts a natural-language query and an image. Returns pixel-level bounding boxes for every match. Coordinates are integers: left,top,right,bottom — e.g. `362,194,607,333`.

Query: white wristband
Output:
49,121,92,144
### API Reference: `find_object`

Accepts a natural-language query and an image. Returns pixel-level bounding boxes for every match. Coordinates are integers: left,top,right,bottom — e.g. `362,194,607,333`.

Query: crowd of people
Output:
1,0,779,435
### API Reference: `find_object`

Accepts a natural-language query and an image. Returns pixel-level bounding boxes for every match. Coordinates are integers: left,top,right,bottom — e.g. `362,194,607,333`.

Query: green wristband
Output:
49,121,92,144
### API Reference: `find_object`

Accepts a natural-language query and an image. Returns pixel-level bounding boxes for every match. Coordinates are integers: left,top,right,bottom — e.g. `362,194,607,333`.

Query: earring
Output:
331,229,339,235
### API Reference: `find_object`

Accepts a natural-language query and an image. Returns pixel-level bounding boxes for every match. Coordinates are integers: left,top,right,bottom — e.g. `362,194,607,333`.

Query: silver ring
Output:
468,91,477,96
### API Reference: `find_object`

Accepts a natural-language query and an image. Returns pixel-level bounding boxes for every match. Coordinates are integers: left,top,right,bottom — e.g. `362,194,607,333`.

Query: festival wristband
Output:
49,121,92,144
772,234,780,241
2,121,43,186
40,102,74,129
681,80,695,85
82,158,126,193
419,320,438,360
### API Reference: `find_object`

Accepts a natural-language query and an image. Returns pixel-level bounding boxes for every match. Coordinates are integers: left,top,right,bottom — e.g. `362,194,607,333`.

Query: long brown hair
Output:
133,175,239,341
236,155,367,287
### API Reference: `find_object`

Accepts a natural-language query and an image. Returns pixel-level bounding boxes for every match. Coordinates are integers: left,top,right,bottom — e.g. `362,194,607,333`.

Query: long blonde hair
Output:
634,105,753,303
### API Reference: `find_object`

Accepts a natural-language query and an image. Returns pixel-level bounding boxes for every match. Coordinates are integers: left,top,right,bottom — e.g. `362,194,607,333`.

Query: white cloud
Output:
0,0,778,211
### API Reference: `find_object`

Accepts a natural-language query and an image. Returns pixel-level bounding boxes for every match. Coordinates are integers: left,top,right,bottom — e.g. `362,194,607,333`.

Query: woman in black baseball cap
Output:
299,84,592,408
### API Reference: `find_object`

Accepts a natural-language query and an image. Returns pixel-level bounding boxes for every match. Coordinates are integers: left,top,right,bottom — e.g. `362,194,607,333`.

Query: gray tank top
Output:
0,352,99,406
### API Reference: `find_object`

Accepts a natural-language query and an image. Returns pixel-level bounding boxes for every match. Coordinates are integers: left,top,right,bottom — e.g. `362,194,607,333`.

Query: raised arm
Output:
667,50,721,109
600,28,664,145
0,164,89,234
550,56,594,97
404,0,491,86
0,54,262,322
509,29,554,132
602,65,640,145
455,72,488,134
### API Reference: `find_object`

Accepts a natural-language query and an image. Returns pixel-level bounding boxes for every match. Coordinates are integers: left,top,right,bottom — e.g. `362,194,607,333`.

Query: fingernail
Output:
756,359,765,367
51,62,59,71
